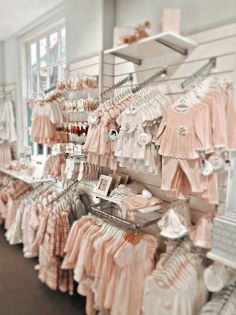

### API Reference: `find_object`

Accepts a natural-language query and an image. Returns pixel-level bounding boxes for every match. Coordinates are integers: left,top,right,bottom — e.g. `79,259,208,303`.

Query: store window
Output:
27,26,66,159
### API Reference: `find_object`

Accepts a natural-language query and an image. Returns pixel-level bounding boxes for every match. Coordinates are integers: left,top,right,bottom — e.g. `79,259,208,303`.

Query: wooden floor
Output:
0,226,86,315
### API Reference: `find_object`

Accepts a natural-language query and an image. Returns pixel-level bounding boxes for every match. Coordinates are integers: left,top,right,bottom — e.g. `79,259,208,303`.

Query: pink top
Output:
156,103,212,159
224,85,236,150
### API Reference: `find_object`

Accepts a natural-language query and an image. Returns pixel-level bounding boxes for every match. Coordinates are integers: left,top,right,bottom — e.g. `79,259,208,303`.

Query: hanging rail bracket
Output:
181,57,216,89
111,52,142,65
155,38,188,55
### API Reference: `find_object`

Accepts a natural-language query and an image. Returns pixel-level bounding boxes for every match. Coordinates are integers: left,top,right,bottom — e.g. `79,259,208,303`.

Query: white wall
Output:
65,0,103,64
0,42,5,86
4,37,18,85
65,0,115,66
115,0,236,35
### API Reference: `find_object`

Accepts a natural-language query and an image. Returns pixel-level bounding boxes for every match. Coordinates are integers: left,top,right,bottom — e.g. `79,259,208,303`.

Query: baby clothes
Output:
31,102,66,145
224,84,236,150
115,90,168,174
0,141,12,165
156,83,235,203
156,103,210,199
83,96,133,170
161,157,203,193
156,104,212,159
62,216,158,315
0,100,17,142
143,239,208,315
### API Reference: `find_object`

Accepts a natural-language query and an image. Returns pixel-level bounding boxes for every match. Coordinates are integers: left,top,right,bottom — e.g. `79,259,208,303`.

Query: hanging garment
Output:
155,83,234,203
31,101,66,145
62,215,158,315
143,238,208,315
0,100,17,142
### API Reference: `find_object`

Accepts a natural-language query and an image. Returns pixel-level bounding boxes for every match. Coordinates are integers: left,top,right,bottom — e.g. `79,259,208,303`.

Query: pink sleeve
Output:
210,92,227,149
194,106,213,153
83,125,96,152
64,220,79,253
155,110,167,143
225,86,236,150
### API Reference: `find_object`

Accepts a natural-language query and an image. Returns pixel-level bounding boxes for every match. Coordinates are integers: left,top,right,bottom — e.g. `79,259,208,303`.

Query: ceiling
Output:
0,0,63,41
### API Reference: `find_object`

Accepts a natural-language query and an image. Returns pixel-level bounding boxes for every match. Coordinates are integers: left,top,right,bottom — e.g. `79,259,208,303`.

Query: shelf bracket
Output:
155,39,188,55
111,52,142,65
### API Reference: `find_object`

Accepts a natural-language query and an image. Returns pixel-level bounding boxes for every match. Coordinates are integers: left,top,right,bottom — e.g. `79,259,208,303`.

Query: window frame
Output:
24,22,66,160
27,25,66,100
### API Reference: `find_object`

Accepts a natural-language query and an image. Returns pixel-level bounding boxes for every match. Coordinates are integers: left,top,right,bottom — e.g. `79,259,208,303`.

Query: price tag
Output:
208,155,224,170
109,129,119,141
224,159,231,171
126,105,138,115
88,115,98,125
202,160,214,176
137,133,151,146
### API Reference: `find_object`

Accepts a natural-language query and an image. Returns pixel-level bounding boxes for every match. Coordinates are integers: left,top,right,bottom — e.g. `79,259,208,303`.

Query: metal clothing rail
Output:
0,169,54,185
44,86,57,94
45,180,78,207
181,57,216,89
131,68,167,93
101,73,133,98
90,202,163,230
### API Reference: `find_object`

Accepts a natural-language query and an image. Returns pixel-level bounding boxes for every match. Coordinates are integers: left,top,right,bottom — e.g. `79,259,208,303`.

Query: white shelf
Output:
105,32,196,65
207,251,236,269
94,193,118,203
94,193,163,216
0,169,53,185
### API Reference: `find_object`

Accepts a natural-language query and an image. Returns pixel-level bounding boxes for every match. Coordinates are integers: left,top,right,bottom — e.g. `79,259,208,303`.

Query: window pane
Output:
49,32,58,63
58,64,65,81
60,28,66,59
39,38,47,67
49,66,58,87
39,69,47,94
38,144,43,155
27,106,33,146
30,43,37,71
30,72,38,98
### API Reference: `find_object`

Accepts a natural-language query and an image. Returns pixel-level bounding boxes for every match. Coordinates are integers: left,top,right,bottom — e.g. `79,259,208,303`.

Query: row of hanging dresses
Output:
0,99,17,142
31,100,67,145
156,81,236,203
42,153,66,180
0,178,92,294
143,237,208,315
0,178,32,231
200,281,236,314
61,215,158,315
27,184,89,292
0,141,12,165
115,87,169,174
6,185,57,257
0,174,14,223
83,94,134,170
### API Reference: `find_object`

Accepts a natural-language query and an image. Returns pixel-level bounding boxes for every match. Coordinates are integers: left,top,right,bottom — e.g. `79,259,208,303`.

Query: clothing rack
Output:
90,202,163,230
101,73,133,98
46,180,78,206
181,57,216,89
0,91,14,100
44,86,56,94
131,68,167,93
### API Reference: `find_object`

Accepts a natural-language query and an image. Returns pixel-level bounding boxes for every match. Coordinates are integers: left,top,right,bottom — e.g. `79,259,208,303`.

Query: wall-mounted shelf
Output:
90,201,163,230
0,169,53,185
105,32,196,65
207,251,236,269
